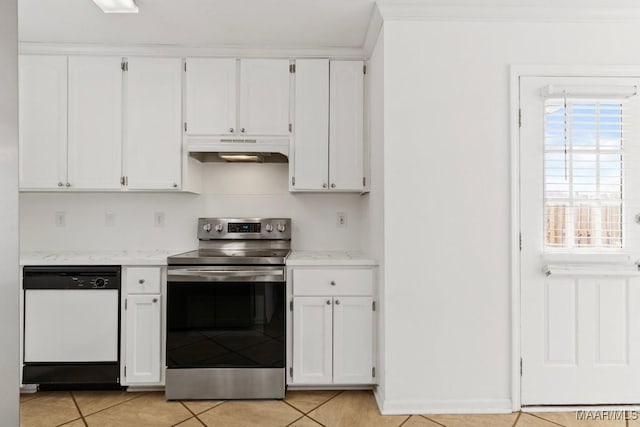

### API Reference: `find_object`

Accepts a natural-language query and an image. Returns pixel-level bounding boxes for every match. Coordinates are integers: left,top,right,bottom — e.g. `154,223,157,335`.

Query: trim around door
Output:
509,65,640,411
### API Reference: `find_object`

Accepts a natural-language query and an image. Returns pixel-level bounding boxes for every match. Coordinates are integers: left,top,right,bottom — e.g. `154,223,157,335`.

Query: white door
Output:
124,294,161,384
520,76,640,405
67,56,122,189
292,59,329,191
19,55,68,189
125,57,182,190
333,296,373,384
185,58,236,136
239,59,290,136
292,296,333,384
329,60,364,191
24,290,119,362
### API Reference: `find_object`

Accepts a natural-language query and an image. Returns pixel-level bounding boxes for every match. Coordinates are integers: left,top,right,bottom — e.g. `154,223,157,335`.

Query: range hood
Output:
187,137,289,163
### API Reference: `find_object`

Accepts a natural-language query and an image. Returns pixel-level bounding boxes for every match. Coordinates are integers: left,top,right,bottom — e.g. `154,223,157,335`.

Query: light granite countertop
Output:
286,250,377,266
20,250,186,266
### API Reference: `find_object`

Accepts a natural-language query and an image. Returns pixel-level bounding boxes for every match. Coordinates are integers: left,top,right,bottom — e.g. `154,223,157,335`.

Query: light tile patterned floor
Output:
19,390,630,427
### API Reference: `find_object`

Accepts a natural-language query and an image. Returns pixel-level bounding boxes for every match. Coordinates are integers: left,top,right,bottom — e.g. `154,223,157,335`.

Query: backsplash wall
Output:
19,163,365,252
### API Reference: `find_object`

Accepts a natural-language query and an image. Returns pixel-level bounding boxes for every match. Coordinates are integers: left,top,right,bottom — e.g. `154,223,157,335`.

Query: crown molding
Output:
18,42,365,59
363,5,384,57
376,0,640,23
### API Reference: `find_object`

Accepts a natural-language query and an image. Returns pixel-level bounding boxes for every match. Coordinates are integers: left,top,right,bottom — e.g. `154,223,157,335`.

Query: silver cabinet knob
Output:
172,183,178,188
65,182,71,187
58,182,64,187
138,279,145,284
229,128,234,133
335,300,340,305
277,223,286,232
330,281,336,286
214,223,224,232
331,183,336,188
322,183,327,189
203,223,212,232
240,128,246,133
152,298,158,303
265,224,274,232
326,300,331,305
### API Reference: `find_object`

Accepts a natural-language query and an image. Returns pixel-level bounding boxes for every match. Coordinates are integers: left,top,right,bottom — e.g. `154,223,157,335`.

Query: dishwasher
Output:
23,266,121,387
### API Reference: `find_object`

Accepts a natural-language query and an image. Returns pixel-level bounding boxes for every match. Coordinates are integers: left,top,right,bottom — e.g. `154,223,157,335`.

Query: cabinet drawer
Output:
293,269,373,296
126,267,161,294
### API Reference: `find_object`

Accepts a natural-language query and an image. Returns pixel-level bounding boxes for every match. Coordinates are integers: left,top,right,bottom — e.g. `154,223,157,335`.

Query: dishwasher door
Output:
24,289,119,362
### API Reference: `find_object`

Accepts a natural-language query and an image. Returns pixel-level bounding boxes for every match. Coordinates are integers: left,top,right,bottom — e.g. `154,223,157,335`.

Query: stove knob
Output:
265,224,274,232
277,223,287,232
202,223,212,232
95,278,106,288
214,223,224,232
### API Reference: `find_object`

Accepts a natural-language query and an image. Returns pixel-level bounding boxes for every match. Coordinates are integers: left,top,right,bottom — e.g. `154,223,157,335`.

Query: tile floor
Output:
19,389,628,427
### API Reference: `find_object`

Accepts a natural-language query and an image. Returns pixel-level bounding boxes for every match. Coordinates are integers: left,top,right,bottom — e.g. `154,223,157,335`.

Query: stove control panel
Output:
198,218,291,240
228,223,261,233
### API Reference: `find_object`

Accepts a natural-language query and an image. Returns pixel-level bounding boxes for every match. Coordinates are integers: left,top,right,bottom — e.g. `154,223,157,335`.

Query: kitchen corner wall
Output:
377,16,640,413
20,163,365,251
0,0,20,422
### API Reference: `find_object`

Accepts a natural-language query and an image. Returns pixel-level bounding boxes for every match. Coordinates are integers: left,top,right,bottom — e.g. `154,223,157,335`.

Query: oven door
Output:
166,266,285,370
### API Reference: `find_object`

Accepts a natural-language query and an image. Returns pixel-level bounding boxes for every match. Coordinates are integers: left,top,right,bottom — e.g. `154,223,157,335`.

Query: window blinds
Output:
544,98,625,250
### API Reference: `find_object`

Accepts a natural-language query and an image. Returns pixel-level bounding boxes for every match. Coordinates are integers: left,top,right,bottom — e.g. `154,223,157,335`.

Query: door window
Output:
544,99,624,250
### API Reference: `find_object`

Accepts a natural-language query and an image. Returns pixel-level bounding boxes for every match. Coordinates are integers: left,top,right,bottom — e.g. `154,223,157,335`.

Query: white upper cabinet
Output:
185,58,237,136
125,57,183,190
290,60,365,193
329,60,364,191
67,56,123,189
240,59,291,136
291,59,329,190
19,55,68,189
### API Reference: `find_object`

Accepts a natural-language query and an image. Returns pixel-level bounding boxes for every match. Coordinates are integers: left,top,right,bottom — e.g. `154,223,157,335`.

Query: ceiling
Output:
18,0,376,49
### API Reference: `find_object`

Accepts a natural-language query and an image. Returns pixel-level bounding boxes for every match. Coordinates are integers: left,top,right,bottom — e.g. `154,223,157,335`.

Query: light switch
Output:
154,212,165,228
105,211,116,227
55,212,65,227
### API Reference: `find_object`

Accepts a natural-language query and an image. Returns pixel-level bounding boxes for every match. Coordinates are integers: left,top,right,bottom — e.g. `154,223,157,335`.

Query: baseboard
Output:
377,397,513,415
125,386,165,392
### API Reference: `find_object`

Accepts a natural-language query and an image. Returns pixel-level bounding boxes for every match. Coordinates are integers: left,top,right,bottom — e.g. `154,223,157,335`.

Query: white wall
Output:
0,0,20,423
362,26,386,405
379,19,640,413
20,163,364,251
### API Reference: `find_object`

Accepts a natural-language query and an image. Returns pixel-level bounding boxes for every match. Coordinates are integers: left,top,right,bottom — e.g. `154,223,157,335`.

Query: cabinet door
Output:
291,59,329,191
125,294,161,384
19,55,68,189
185,58,236,136
333,296,373,384
67,56,123,189
329,61,364,191
292,296,333,384
240,59,290,136
125,57,182,190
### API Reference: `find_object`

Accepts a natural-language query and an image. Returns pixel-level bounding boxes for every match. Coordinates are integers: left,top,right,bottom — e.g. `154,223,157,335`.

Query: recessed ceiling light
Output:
92,0,139,14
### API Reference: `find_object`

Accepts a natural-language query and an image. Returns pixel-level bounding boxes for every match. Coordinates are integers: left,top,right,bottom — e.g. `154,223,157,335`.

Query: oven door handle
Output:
168,268,285,282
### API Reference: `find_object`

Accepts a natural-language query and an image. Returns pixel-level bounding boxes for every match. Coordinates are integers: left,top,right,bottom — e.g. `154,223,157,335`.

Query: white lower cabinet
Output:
122,267,163,386
292,297,333,384
332,296,374,384
289,267,375,386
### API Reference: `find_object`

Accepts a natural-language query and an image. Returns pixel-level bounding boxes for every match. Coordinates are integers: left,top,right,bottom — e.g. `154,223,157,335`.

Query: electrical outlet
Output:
154,212,165,228
55,212,66,228
336,212,347,227
105,211,116,227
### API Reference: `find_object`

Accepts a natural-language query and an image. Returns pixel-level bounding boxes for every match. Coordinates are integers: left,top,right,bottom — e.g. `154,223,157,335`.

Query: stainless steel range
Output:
165,218,290,400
